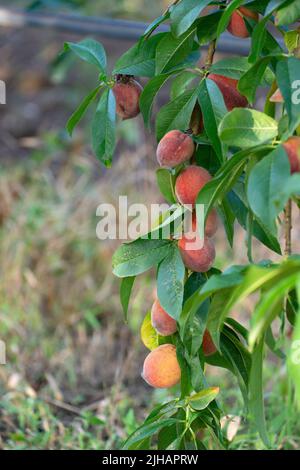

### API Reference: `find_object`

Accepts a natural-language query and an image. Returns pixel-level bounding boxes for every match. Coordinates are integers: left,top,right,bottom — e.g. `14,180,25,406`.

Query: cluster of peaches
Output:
112,6,300,390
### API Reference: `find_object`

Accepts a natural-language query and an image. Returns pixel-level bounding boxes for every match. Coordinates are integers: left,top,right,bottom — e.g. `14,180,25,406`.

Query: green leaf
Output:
66,85,101,136
189,387,220,411
170,71,198,101
220,328,251,402
276,57,300,135
196,11,223,45
142,12,170,39
248,15,271,63
64,38,107,73
247,145,290,235
276,1,300,25
219,109,278,148
288,280,300,409
170,0,212,37
216,0,244,38
120,276,135,321
156,88,198,141
155,29,195,75
228,188,281,254
265,0,294,15
156,169,176,204
198,78,227,163
238,56,272,105
284,30,300,53
249,273,299,349
248,337,270,447
219,198,235,248
140,74,171,128
123,418,179,450
157,245,185,320
91,89,116,166
113,34,164,77
113,239,172,277
210,57,251,80
196,146,266,221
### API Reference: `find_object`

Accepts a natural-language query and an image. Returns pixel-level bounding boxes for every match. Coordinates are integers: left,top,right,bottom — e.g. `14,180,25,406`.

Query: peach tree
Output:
65,0,300,450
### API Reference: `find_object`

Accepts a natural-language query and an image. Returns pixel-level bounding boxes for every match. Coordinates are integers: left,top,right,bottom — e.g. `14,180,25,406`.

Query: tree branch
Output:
284,199,292,256
205,39,217,67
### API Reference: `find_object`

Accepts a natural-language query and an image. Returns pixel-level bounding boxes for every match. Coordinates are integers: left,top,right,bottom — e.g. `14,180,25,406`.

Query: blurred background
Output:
0,0,299,450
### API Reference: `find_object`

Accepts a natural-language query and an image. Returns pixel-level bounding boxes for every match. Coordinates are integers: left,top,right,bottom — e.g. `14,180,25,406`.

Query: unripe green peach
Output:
156,130,195,167
208,74,248,111
227,7,259,38
113,76,142,119
142,344,181,388
202,329,217,356
178,234,215,273
151,299,177,336
283,136,300,174
175,165,212,207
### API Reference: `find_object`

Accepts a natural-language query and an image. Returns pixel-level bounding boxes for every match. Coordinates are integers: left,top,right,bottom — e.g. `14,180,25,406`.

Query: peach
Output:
192,210,218,238
175,165,212,207
227,7,259,38
142,344,181,388
156,130,195,167
202,330,217,356
283,136,300,174
205,209,218,237
113,75,142,119
270,88,283,103
178,234,215,272
151,299,177,336
208,74,248,111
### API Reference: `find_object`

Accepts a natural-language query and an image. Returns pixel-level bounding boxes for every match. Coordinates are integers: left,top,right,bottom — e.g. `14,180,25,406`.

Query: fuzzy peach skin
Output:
208,74,248,110
227,7,259,38
156,130,195,167
151,299,177,336
175,165,212,207
113,79,142,119
202,329,217,356
283,136,300,174
142,344,181,388
178,234,215,273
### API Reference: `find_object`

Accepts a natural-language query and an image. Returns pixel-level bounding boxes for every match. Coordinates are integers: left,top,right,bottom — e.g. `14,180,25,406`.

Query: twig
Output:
284,199,292,256
205,39,217,67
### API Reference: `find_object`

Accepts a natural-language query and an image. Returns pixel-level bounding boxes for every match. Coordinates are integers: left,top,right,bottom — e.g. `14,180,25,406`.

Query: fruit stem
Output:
284,199,292,257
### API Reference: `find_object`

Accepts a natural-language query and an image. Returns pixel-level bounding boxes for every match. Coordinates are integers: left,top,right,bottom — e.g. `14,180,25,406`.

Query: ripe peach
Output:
208,74,248,111
151,299,177,336
156,130,195,167
283,136,300,174
202,329,217,356
113,75,142,119
178,234,215,272
227,7,259,38
175,165,212,207
142,344,181,388
191,210,218,238
205,209,218,237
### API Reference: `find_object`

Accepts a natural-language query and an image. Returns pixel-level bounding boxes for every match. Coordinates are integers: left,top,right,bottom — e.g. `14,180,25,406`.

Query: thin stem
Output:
205,39,217,68
284,199,292,257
